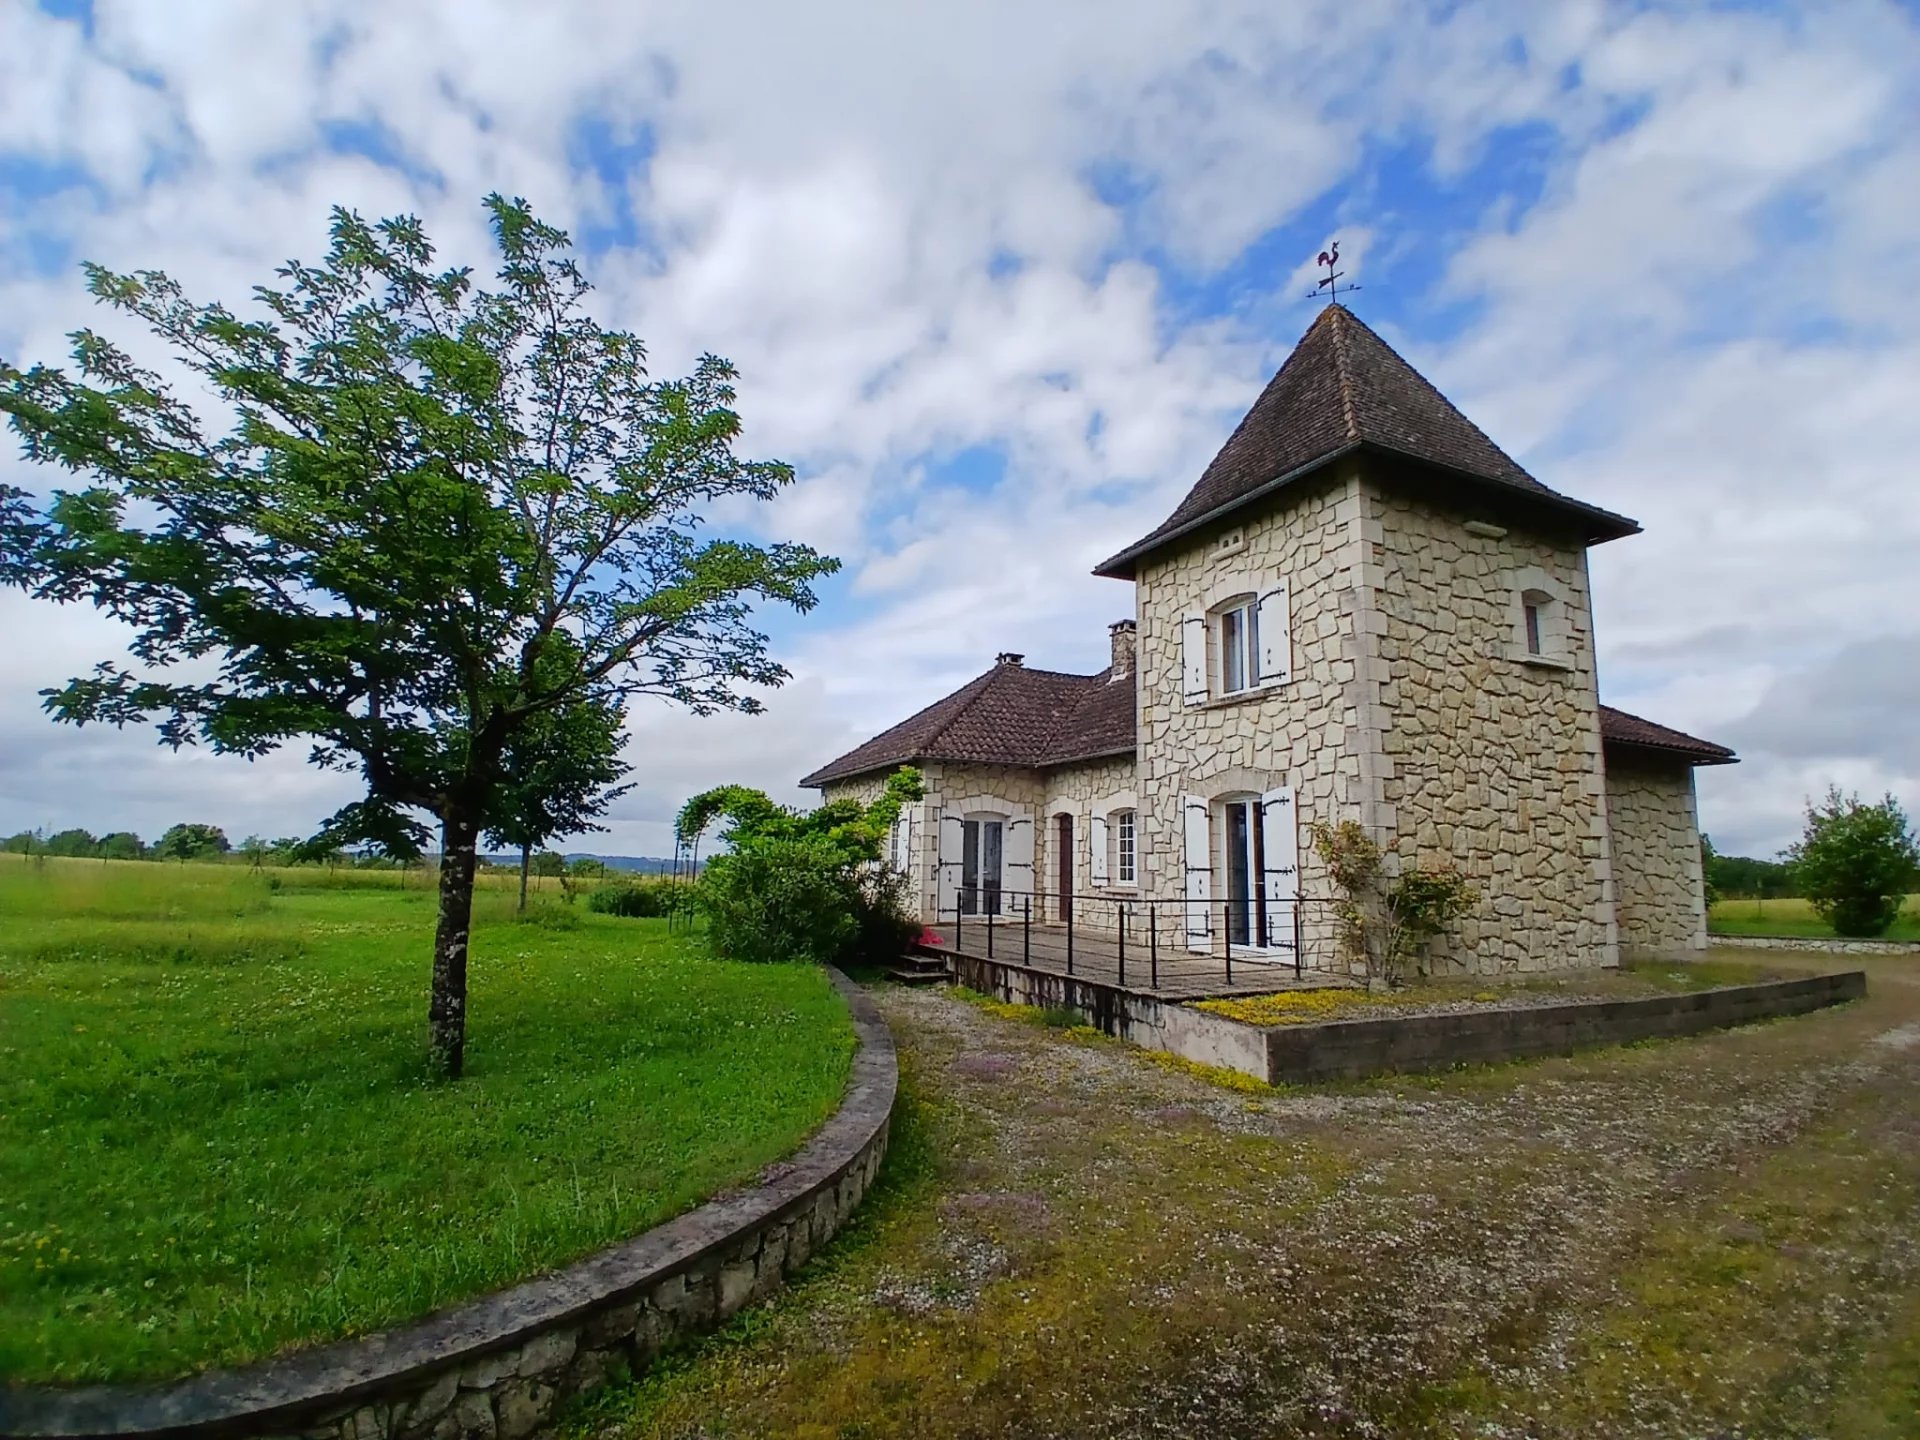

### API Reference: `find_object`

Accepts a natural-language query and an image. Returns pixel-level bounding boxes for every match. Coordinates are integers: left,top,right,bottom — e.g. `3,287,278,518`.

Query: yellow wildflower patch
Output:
1192,988,1374,1026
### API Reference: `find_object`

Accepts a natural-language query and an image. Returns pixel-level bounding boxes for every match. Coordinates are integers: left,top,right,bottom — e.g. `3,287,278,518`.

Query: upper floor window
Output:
1219,598,1259,694
1115,809,1136,886
1182,580,1292,705
1512,577,1570,668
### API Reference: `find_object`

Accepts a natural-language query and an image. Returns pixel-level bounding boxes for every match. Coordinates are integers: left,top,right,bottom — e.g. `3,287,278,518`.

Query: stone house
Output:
801,305,1735,973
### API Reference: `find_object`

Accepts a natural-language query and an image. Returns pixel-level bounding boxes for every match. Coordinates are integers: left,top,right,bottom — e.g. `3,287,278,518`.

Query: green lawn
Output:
0,856,854,1384
1709,893,1920,941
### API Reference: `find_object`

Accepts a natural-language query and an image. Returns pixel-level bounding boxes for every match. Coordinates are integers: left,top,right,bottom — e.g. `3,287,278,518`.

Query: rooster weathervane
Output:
1309,240,1360,303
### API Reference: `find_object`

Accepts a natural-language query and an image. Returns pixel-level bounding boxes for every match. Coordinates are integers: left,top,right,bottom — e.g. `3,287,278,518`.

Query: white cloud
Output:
2,0,1917,862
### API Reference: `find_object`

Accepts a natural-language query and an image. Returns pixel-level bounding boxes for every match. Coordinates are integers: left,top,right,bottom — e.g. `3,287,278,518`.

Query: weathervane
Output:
1309,240,1360,303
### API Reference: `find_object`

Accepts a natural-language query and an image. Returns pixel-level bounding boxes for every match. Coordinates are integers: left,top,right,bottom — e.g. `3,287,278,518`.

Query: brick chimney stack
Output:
1108,618,1137,680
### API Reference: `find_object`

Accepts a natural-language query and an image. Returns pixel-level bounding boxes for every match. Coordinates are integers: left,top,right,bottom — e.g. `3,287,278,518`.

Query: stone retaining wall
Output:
0,972,896,1440
1257,971,1865,1083
1711,934,1920,955
948,953,1865,1087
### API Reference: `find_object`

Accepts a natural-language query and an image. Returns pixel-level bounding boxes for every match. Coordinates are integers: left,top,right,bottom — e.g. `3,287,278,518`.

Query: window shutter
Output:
1181,614,1208,704
1256,582,1291,685
1182,795,1212,952
1089,813,1109,887
1003,815,1035,902
935,810,965,917
1259,787,1298,953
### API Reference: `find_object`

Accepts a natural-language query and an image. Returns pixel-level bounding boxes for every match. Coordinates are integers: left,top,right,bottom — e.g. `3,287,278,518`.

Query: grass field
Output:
0,855,853,1384
1709,893,1920,941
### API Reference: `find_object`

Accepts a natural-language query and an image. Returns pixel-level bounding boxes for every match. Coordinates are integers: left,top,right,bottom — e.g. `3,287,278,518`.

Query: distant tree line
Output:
1702,837,1800,899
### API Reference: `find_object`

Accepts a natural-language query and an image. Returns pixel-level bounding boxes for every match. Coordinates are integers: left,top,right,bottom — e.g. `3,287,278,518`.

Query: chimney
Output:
1108,618,1137,680
995,651,1025,667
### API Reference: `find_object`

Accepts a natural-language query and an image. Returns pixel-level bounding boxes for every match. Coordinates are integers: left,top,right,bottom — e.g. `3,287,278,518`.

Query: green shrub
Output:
1788,787,1919,938
680,768,924,968
585,879,683,919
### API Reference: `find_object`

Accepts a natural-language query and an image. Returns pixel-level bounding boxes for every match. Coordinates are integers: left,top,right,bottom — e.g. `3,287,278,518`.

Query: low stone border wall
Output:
1710,933,1920,955
0,971,896,1440
948,951,1866,1086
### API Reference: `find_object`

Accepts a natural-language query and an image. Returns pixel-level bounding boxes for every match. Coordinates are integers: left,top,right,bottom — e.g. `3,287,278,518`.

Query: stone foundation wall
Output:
1710,935,1920,955
1605,751,1708,957
1372,483,1617,973
0,974,897,1440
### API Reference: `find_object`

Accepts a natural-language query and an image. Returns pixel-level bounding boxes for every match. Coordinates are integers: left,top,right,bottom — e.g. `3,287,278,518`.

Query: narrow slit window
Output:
1523,600,1543,655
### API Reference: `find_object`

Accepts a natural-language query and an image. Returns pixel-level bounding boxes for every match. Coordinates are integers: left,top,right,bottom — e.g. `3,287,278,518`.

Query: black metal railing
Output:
931,887,1339,991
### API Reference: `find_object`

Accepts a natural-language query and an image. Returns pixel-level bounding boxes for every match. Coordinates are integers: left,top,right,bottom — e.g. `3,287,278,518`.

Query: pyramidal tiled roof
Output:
799,658,1135,788
1095,305,1638,577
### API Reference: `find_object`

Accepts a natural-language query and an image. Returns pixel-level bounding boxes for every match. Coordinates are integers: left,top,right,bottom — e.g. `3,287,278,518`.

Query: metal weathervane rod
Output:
1309,240,1360,303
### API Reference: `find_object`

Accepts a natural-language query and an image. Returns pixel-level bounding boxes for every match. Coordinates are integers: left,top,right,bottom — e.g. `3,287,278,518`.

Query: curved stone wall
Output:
0,971,896,1440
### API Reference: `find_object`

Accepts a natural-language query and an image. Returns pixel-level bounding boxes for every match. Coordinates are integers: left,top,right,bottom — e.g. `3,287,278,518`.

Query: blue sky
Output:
2,0,1918,858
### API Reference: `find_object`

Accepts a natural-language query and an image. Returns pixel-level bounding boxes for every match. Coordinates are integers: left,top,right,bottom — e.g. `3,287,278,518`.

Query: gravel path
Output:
588,952,1920,1440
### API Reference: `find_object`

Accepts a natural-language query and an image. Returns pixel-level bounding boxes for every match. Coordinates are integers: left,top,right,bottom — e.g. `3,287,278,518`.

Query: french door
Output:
960,817,1004,916
1222,798,1267,946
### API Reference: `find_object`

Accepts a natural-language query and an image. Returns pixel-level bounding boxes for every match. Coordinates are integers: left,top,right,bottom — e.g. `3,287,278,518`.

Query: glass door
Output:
1222,798,1265,946
960,818,1004,916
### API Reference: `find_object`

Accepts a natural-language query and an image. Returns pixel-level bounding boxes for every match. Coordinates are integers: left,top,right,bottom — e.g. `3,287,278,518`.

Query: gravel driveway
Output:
584,951,1920,1439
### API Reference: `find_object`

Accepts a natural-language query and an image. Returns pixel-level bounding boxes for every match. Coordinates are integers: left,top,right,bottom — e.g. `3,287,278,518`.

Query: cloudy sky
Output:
2,0,1917,860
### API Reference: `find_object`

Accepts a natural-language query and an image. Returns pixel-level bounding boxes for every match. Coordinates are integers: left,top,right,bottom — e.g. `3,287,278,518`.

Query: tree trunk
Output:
518,843,530,912
430,806,480,1080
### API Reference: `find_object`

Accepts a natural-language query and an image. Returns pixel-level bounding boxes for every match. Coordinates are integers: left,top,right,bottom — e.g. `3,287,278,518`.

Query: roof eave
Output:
1092,443,1362,580
1093,440,1640,580
1602,736,1740,767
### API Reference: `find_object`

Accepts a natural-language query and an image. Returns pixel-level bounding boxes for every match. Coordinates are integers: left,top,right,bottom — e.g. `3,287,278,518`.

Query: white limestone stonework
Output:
1134,468,1359,930
1605,752,1709,957
1372,488,1618,972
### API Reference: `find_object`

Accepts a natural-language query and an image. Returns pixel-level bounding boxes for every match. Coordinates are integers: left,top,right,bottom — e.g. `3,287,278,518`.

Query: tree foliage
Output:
154,823,232,861
1309,819,1479,983
679,767,923,967
1786,787,1918,938
482,635,633,910
0,195,833,1076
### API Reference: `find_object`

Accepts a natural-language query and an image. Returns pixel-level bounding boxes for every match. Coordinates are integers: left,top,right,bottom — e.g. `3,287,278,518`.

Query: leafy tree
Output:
1786,787,1919,938
154,823,231,861
483,637,633,911
529,849,567,878
1,196,832,1077
43,827,99,857
3,830,42,855
239,835,272,867
679,768,923,967
98,830,145,860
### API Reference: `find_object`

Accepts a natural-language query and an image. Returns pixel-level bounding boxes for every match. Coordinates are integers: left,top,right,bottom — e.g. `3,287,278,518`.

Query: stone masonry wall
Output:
1040,753,1143,917
1605,750,1708,957
1372,481,1618,973
1134,464,1368,971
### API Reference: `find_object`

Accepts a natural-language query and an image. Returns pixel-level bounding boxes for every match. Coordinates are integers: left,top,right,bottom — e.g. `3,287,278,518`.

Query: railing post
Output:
1150,903,1159,989
1117,903,1127,988
1295,901,1304,980
1223,901,1232,985
954,901,962,957
1066,897,1075,978
1024,894,1031,964
986,900,994,959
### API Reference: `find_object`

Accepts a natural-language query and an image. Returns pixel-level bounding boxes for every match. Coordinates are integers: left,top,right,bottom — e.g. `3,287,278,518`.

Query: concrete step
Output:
886,967,948,986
